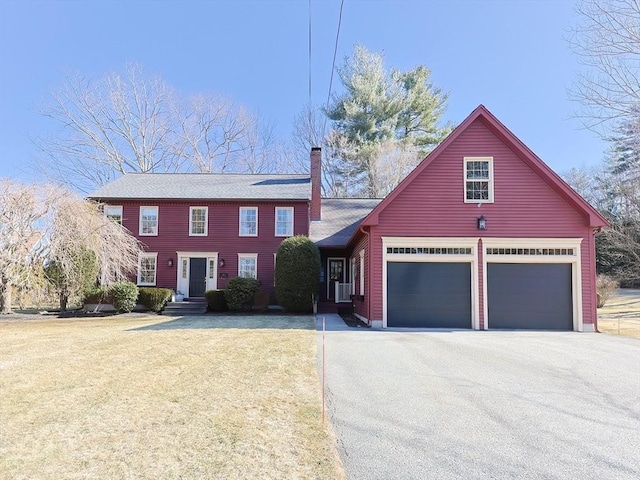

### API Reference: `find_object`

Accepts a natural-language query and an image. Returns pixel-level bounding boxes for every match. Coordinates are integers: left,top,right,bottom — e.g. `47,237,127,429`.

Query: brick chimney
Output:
310,147,322,221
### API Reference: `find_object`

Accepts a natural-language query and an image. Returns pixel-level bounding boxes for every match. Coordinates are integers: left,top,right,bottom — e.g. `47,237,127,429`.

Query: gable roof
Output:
88,173,311,201
310,198,381,247
360,105,609,229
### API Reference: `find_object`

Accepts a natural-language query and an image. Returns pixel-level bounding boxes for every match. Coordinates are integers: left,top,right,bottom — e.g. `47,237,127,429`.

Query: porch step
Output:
162,299,207,316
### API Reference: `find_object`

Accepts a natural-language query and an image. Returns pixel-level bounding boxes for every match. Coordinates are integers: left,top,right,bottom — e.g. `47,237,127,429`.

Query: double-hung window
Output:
139,206,159,236
104,205,123,225
275,207,294,237
239,207,258,236
138,253,158,286
238,254,258,279
189,206,208,236
464,157,494,203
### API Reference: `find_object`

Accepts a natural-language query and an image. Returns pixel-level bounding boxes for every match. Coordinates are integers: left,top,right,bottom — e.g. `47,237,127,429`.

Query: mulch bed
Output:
339,312,370,328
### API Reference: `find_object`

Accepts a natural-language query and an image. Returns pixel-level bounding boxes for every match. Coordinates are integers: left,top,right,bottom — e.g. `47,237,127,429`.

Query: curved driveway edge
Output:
317,315,640,480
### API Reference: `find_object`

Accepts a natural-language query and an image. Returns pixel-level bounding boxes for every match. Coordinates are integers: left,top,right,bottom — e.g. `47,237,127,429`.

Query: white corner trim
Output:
353,312,369,325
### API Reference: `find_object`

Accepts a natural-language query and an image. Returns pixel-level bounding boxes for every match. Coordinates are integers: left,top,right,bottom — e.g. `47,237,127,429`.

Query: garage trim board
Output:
382,237,480,329
482,238,583,331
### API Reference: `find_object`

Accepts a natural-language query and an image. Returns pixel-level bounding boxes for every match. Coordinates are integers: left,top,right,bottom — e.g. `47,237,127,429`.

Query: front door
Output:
189,258,207,298
327,258,345,300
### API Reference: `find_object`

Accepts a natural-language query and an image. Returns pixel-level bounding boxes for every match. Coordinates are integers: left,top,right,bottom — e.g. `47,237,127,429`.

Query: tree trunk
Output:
0,281,13,314
60,292,68,312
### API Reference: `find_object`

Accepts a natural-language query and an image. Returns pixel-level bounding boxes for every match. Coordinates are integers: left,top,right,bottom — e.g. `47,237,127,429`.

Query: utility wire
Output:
322,0,345,140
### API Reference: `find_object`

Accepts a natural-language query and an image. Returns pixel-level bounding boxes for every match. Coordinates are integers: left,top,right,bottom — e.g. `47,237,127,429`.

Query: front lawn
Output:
0,315,342,479
598,289,640,339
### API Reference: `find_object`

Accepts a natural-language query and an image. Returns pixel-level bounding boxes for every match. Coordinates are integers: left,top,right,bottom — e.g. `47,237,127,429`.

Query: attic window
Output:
464,157,494,203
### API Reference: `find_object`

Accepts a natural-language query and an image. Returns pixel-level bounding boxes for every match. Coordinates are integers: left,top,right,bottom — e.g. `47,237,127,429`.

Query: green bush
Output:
224,277,260,311
275,235,321,313
138,287,172,312
82,285,112,305
205,289,228,312
109,281,139,313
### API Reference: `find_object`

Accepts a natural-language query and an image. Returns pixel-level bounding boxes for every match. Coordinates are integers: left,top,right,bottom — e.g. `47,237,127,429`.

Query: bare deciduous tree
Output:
35,64,283,193
0,180,53,313
569,0,640,133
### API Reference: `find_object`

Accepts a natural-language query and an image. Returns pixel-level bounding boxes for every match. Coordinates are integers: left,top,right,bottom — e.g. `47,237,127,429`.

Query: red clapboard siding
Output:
351,234,369,321
119,200,309,294
366,118,595,327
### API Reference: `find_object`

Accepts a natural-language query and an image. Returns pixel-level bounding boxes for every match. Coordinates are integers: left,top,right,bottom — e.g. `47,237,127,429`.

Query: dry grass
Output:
0,315,343,479
597,289,640,339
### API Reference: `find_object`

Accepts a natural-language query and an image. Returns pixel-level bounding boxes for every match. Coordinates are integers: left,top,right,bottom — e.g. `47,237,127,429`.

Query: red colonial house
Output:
91,105,607,331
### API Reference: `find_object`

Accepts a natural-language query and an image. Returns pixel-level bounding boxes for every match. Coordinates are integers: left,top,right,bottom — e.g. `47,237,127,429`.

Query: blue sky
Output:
0,0,606,183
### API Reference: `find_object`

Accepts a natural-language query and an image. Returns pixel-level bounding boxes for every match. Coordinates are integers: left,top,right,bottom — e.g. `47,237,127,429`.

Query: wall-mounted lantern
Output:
477,215,487,231
167,258,174,267
219,258,225,268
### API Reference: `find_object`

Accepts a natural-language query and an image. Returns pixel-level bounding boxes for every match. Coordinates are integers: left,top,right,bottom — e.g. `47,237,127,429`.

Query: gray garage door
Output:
487,263,573,330
387,262,472,328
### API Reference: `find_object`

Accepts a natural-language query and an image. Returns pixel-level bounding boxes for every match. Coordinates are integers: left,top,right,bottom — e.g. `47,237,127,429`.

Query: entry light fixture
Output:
167,258,174,267
477,215,487,231
219,258,225,268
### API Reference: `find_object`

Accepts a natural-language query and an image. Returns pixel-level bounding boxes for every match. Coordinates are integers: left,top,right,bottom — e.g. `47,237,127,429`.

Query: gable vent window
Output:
464,157,494,203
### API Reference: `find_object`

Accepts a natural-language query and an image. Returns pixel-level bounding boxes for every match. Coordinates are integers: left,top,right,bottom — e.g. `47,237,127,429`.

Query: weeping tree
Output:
0,180,142,313
46,191,143,310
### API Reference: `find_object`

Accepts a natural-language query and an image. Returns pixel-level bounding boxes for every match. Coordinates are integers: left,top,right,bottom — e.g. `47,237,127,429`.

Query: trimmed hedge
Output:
110,281,139,313
275,235,321,313
224,277,260,311
138,287,172,312
205,289,228,312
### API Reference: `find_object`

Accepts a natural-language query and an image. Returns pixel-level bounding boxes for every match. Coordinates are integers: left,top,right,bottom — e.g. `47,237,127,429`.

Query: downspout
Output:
359,225,371,326
592,226,603,333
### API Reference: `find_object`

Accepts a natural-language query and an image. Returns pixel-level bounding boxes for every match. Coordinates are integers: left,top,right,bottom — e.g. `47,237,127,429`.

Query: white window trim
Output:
274,206,294,237
189,206,208,236
481,237,583,332
239,207,258,237
139,206,159,236
382,237,480,330
463,156,494,204
238,253,258,279
104,205,123,224
137,252,158,286
350,257,356,295
359,250,365,296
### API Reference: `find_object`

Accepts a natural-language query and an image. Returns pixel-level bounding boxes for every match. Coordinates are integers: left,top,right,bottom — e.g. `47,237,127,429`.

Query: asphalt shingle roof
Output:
89,173,311,201
310,198,381,247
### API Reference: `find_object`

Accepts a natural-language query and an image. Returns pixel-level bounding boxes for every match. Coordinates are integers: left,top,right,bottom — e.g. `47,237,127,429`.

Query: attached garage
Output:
382,238,479,329
387,262,472,328
487,263,573,330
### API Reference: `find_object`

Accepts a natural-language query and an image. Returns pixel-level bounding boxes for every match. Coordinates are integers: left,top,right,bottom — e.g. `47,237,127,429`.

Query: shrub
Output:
275,235,321,313
138,287,172,312
596,274,619,308
224,277,260,311
82,285,111,305
205,289,228,312
109,281,139,313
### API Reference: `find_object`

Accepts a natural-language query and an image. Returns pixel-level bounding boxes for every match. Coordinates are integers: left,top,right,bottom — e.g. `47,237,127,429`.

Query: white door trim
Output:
175,251,218,297
327,257,346,299
481,238,583,331
381,237,480,330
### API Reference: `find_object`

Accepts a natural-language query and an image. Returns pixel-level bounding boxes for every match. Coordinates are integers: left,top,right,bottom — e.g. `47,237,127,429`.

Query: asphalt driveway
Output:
317,315,640,480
